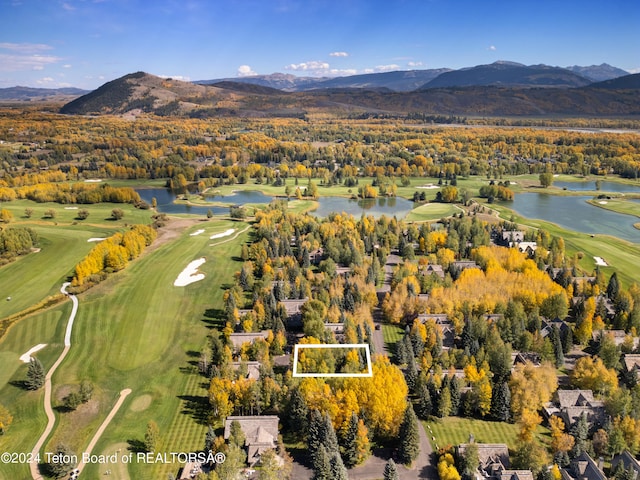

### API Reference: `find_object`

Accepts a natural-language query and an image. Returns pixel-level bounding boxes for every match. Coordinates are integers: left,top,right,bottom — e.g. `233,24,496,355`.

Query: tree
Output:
286,388,309,438
144,420,160,452
490,381,511,422
397,403,420,465
46,443,77,478
461,442,479,480
111,208,124,220
417,382,433,419
0,208,13,223
570,356,618,395
44,208,56,219
383,459,400,480
258,448,285,480
77,208,90,220
539,172,554,188
26,357,45,390
24,207,34,218
0,403,12,435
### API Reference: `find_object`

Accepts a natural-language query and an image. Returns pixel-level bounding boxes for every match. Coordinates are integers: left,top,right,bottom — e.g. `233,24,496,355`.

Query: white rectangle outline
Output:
292,343,373,377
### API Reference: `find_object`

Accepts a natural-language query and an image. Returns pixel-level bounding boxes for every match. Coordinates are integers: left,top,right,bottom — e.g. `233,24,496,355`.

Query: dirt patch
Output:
147,216,202,253
129,394,152,412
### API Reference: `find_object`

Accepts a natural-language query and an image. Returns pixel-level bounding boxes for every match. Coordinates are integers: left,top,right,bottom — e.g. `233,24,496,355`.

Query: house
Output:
595,294,616,319
592,329,639,349
544,389,605,428
611,451,640,480
419,264,445,280
623,354,640,380
224,415,280,466
483,314,503,323
560,452,606,480
335,266,351,277
457,443,512,479
516,242,538,257
501,230,525,246
511,352,541,369
279,298,308,328
324,323,344,334
231,361,262,380
417,314,456,349
309,248,324,265
452,260,480,271
540,318,570,339
229,331,270,351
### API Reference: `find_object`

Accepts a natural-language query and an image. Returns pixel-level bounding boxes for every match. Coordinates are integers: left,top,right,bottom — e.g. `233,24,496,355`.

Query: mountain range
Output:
196,62,629,92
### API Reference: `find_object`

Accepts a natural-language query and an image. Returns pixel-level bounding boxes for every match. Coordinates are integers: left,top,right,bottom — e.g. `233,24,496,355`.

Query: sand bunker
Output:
598,201,608,204
190,229,205,236
174,258,206,287
20,344,47,363
64,206,78,210
88,238,107,242
416,185,440,189
594,256,608,266
210,228,235,239
84,179,102,183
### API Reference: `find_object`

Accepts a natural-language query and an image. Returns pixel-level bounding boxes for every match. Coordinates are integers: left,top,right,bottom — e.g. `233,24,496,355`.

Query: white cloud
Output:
330,52,349,57
36,77,55,85
488,45,497,51
0,42,53,54
0,54,61,72
158,74,191,81
374,64,400,72
628,67,640,74
408,61,424,67
237,65,257,77
63,64,72,68
285,61,330,72
62,2,75,11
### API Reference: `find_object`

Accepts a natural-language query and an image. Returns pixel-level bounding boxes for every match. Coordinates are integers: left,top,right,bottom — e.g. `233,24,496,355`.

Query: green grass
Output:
424,417,549,451
587,198,640,221
0,217,249,479
382,324,404,360
405,202,460,222
0,200,155,322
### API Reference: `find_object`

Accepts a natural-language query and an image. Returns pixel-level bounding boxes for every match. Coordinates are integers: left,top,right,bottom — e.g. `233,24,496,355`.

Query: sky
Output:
1,0,639,89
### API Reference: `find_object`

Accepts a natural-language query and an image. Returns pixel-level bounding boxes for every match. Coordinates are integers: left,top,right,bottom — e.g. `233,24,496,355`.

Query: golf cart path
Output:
30,282,78,479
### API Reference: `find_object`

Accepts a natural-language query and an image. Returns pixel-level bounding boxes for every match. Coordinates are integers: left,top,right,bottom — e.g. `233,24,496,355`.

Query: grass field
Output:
405,203,460,222
0,217,249,479
424,417,549,451
382,324,404,360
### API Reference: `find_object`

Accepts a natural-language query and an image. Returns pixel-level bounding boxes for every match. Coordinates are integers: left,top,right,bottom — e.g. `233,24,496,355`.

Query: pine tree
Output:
329,451,349,480
312,444,331,480
308,409,324,460
570,413,589,458
383,459,400,480
416,382,432,420
340,412,359,468
449,376,461,415
552,325,565,368
437,384,452,418
204,426,215,452
397,403,420,465
287,388,309,438
405,355,419,392
490,381,511,422
26,357,45,390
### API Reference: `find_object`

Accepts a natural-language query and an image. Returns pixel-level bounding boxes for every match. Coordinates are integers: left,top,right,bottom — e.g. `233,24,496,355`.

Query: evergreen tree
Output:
405,355,419,393
561,326,573,355
416,382,433,420
26,357,45,390
552,326,564,368
383,459,400,480
340,412,359,468
437,384,452,418
570,413,589,458
397,403,420,465
490,381,511,422
287,388,309,438
321,412,339,455
395,338,408,365
449,376,461,415
204,426,215,452
46,443,77,478
312,445,331,480
607,272,620,299
308,410,324,461
329,451,349,480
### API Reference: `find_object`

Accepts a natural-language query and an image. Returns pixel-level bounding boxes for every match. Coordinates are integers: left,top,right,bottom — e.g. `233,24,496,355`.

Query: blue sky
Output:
1,0,638,89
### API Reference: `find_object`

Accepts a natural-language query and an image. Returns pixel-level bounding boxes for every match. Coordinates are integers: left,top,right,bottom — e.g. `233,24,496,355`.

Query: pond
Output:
137,188,415,218
508,193,639,243
554,180,640,193
312,196,414,219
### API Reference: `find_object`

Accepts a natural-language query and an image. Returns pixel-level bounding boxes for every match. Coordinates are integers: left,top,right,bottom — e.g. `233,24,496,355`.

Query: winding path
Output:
29,283,131,479
30,283,78,480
